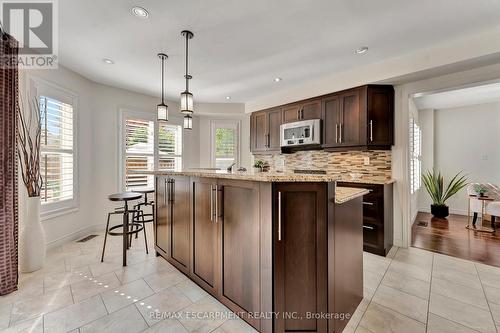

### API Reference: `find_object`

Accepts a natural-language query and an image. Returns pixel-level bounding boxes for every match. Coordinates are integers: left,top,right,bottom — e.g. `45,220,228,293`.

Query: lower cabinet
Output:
273,183,328,333
155,176,170,257
191,177,219,295
337,182,393,256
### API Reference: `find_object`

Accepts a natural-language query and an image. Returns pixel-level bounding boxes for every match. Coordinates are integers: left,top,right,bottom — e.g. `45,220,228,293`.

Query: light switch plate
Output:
363,157,370,165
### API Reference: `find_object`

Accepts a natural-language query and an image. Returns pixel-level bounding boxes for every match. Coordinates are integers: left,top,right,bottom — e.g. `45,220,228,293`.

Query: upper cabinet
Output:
282,99,322,123
250,107,282,153
250,84,394,154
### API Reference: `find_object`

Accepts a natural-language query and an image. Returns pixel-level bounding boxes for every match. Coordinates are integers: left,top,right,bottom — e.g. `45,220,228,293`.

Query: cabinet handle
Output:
335,124,339,143
210,185,213,222
363,225,374,230
167,179,168,205
362,201,374,206
170,180,175,203
369,120,373,142
300,109,304,119
266,134,270,148
214,185,218,223
278,191,282,241
339,123,343,143
297,109,300,120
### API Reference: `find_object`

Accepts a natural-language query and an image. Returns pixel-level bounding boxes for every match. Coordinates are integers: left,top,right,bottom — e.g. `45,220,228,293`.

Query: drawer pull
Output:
363,225,374,230
278,191,282,241
362,201,374,206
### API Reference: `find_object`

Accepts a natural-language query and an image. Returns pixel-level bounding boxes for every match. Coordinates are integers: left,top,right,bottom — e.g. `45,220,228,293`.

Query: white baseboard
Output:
46,224,105,249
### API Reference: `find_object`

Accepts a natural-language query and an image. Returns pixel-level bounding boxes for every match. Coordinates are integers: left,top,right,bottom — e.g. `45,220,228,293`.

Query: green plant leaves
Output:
422,170,468,206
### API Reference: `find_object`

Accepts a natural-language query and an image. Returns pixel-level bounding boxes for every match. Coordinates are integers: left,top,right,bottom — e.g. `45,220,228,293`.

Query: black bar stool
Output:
101,192,143,266
131,188,155,254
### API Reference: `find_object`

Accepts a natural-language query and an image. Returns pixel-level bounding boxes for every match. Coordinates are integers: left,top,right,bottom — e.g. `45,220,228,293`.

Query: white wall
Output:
418,102,500,215
20,65,245,247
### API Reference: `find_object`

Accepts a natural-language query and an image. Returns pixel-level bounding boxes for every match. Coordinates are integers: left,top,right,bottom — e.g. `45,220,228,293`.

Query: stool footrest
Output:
108,223,144,236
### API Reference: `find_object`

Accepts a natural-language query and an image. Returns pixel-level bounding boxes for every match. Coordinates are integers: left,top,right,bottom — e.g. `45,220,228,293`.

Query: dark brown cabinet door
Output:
322,95,342,148
282,104,301,123
268,108,282,151
274,183,328,333
251,111,268,152
367,86,394,147
300,99,322,120
155,176,170,256
218,180,261,329
191,178,219,295
339,89,363,147
168,176,190,275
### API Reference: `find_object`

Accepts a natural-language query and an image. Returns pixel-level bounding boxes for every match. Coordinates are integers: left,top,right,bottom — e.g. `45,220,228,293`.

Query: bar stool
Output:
101,192,143,266
131,188,155,254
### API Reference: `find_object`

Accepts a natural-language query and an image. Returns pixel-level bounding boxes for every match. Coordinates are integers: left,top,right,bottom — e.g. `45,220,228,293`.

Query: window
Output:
409,118,422,194
211,120,240,169
40,96,75,204
158,123,182,171
121,111,182,191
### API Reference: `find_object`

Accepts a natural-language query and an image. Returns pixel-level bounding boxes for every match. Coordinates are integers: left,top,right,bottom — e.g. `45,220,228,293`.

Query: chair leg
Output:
472,212,478,228
101,213,111,262
142,212,148,254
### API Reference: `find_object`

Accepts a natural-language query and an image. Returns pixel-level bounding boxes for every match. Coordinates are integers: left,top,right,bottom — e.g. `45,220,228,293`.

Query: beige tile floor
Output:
1,224,500,333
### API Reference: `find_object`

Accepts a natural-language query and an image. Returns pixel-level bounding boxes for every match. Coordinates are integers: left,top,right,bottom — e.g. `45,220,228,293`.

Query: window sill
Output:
41,206,79,222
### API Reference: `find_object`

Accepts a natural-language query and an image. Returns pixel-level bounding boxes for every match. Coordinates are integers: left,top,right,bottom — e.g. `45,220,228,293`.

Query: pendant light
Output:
157,53,168,122
180,30,194,129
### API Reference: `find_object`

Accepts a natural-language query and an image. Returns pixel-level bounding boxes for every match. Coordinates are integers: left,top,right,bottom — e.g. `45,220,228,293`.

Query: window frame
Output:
210,119,241,169
118,109,183,191
409,117,422,194
29,76,79,220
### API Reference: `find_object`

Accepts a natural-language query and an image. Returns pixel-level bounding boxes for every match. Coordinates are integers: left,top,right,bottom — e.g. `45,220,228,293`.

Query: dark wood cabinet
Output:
155,176,170,257
191,177,219,295
168,176,190,274
282,99,322,123
366,85,394,147
322,89,364,149
274,183,328,333
250,84,394,153
250,108,282,153
337,182,394,256
218,180,262,329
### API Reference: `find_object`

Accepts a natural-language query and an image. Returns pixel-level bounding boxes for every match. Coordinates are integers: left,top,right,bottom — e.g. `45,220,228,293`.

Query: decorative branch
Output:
17,94,43,197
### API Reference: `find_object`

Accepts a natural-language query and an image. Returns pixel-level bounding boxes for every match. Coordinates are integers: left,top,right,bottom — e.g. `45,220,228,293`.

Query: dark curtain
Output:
0,31,19,295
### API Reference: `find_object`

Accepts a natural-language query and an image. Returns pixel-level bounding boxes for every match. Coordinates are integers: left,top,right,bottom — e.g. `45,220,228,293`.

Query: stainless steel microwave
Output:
280,119,321,147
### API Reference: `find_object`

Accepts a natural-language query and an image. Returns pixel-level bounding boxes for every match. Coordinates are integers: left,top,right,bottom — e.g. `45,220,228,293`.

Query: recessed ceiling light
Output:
102,58,114,64
225,96,231,100
131,6,149,18
355,46,369,54
274,77,282,82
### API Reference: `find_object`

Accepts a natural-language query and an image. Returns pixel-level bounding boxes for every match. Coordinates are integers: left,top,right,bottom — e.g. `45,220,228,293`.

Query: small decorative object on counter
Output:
253,160,264,173
474,184,487,197
422,170,468,218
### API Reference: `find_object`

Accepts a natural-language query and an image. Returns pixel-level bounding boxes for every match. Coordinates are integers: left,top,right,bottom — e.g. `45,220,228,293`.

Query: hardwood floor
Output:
412,212,500,268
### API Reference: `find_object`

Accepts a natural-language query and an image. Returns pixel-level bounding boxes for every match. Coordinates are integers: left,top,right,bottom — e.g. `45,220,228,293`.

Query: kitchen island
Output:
148,170,368,333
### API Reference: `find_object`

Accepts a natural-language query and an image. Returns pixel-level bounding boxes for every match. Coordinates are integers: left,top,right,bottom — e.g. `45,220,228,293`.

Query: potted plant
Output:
253,160,264,173
473,184,487,197
17,96,46,272
422,170,468,218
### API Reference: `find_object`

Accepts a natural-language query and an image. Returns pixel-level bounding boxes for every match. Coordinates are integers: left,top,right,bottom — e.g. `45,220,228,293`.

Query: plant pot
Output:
477,193,485,197
253,167,262,173
19,196,46,273
431,204,449,219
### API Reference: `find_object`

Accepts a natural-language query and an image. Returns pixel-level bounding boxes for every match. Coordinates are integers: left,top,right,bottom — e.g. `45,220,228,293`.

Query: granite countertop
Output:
138,169,394,184
335,187,370,204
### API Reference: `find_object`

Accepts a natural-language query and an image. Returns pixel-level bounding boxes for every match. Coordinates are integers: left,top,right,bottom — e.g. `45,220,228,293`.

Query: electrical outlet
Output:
363,157,370,166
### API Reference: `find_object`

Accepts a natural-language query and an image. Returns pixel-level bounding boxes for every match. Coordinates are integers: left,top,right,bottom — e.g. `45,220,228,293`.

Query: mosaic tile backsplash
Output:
253,150,392,179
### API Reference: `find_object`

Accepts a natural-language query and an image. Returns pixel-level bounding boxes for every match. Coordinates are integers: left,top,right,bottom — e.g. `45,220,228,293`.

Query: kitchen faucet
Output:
227,162,236,172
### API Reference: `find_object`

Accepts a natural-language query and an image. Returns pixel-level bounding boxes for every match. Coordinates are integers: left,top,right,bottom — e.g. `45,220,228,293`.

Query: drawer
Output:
362,199,381,220
363,223,380,247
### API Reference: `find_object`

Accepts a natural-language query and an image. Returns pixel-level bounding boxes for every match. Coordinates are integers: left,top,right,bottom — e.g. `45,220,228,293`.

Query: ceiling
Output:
414,81,500,109
59,0,500,104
